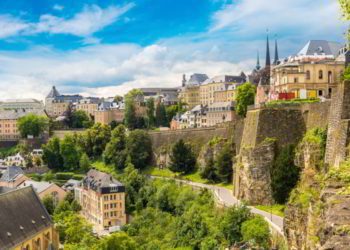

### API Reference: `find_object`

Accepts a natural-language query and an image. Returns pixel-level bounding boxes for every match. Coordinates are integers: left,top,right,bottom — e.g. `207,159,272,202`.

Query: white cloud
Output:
0,15,29,38
53,4,64,11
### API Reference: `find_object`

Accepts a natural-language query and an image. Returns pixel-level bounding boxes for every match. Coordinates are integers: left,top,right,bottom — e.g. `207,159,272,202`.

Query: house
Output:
5,153,25,167
206,102,236,127
75,169,127,230
0,166,29,188
19,180,67,205
0,186,59,250
179,73,209,109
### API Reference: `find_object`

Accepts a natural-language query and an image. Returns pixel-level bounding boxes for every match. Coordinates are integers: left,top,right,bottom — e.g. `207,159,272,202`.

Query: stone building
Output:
76,97,100,117
270,40,345,99
179,73,209,109
206,101,236,127
0,186,59,250
0,166,29,188
0,99,44,111
75,169,127,230
94,101,124,125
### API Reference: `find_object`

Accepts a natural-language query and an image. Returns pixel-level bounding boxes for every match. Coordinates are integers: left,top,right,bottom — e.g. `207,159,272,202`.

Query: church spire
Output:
265,32,271,67
273,37,279,65
256,51,261,70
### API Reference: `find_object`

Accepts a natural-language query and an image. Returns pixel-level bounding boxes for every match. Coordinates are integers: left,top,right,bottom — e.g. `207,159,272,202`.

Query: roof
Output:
297,40,342,57
82,169,124,193
0,186,53,249
187,73,209,85
203,74,246,85
46,86,60,98
1,99,41,104
0,166,24,182
0,109,46,120
208,101,234,109
20,180,54,193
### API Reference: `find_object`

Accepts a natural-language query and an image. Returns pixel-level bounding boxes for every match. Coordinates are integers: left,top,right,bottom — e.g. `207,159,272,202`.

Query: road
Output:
151,176,284,236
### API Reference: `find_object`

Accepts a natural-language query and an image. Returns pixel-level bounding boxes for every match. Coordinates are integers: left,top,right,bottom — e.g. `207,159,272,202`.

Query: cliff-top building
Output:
179,73,209,109
75,169,127,231
0,99,44,111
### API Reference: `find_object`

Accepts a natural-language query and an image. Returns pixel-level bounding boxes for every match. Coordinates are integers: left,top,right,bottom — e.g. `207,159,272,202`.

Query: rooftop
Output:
82,169,125,194
0,166,24,182
297,40,343,58
0,109,46,120
20,180,54,193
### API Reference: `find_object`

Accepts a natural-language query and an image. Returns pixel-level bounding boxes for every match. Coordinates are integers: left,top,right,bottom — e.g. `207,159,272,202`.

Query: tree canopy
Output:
169,139,196,174
17,114,48,138
235,82,256,117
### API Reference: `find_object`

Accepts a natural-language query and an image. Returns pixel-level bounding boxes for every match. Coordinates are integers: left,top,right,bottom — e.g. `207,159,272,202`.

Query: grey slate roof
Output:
46,86,60,98
297,40,342,57
0,109,46,120
187,73,209,85
0,186,53,249
82,169,124,193
204,74,246,84
0,166,24,182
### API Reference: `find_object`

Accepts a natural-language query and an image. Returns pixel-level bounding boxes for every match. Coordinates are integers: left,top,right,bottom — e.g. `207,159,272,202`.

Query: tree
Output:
71,110,93,129
271,145,300,203
42,137,63,170
99,232,137,250
17,114,48,138
146,97,156,128
60,135,80,171
241,216,270,249
126,130,152,169
166,102,186,124
169,139,196,174
235,82,256,117
114,95,123,103
200,155,218,182
79,153,90,172
103,124,127,170
214,144,234,183
33,156,42,167
42,195,55,215
155,102,168,127
124,89,143,130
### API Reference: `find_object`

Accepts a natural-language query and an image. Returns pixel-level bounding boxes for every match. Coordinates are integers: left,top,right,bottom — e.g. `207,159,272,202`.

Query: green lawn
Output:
254,204,285,217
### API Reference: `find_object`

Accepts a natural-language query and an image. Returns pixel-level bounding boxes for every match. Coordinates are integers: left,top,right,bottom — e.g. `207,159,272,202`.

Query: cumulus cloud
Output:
53,4,64,11
0,15,29,38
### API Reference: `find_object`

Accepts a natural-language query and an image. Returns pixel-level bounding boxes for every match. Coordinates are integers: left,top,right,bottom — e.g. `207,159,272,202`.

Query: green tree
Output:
17,113,48,138
114,95,123,102
79,153,90,172
60,135,80,171
71,110,93,128
99,232,137,250
241,216,271,249
199,154,218,182
155,102,168,127
169,139,196,174
166,102,186,124
214,144,234,183
124,89,143,130
236,82,256,117
126,130,152,169
42,137,63,170
146,97,156,128
271,145,300,203
42,195,55,215
103,124,127,170
219,205,251,245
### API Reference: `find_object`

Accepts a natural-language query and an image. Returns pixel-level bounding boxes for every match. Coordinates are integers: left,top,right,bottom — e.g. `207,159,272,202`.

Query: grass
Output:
255,204,286,217
143,166,234,190
266,98,320,108
0,145,18,158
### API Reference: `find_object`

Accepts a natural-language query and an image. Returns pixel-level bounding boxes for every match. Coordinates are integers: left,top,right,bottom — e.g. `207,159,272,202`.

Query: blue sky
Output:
0,0,348,99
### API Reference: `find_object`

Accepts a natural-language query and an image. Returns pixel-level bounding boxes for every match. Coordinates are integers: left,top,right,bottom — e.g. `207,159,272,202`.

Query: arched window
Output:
319,70,323,80
328,71,333,83
306,70,311,80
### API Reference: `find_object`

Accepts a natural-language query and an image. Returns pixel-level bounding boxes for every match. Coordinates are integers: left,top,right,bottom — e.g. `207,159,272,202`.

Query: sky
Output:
0,0,348,100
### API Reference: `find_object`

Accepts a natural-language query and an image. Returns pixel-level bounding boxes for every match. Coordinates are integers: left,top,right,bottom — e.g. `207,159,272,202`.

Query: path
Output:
151,176,284,236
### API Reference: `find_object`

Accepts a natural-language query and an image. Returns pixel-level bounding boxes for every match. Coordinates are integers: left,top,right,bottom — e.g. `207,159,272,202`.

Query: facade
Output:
45,86,82,117
75,169,127,230
94,101,125,125
0,99,44,111
206,102,236,127
0,166,29,188
76,97,100,117
0,186,59,250
139,87,179,106
5,153,25,167
19,180,67,205
271,40,345,99
179,73,209,109
213,85,236,103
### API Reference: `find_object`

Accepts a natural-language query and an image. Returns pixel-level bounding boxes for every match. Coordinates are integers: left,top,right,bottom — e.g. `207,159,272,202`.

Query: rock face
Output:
197,138,226,173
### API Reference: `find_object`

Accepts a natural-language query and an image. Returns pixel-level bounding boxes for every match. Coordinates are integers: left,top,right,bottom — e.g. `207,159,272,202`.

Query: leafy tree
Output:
79,153,90,172
99,232,137,250
17,114,48,138
42,195,55,215
71,110,93,129
33,156,42,167
236,82,256,117
25,156,34,168
200,156,218,182
169,139,196,174
214,143,234,183
155,102,168,127
241,216,271,249
166,102,186,124
219,205,251,245
271,144,300,203
114,95,123,102
124,89,143,130
126,130,152,169
42,137,63,170
146,97,156,128
103,124,127,170
60,135,80,171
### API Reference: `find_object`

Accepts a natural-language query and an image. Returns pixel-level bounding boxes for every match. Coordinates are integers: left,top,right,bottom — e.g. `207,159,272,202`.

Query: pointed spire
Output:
265,30,271,67
256,51,261,70
182,74,186,87
273,36,279,65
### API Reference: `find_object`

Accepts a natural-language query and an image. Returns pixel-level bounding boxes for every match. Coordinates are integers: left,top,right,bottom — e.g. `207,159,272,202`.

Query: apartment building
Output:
0,99,44,111
75,169,127,230
206,102,236,127
179,73,209,109
76,97,100,117
94,101,125,125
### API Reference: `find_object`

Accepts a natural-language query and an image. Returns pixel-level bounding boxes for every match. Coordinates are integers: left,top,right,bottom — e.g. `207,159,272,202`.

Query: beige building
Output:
179,73,209,109
0,99,44,111
94,109,124,125
271,40,345,99
76,97,100,117
0,186,59,250
213,85,236,103
206,102,236,127
75,169,127,230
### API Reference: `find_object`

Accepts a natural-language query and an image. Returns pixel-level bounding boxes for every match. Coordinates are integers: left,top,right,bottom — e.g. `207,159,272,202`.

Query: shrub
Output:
56,172,74,180
241,216,270,249
72,174,85,180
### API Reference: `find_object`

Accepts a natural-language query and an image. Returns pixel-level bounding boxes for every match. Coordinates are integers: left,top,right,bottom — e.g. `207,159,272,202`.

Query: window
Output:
328,71,333,84
318,90,323,96
319,70,323,79
306,70,310,80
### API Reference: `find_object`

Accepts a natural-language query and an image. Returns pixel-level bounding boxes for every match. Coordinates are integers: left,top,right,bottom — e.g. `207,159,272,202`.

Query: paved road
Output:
151,176,284,236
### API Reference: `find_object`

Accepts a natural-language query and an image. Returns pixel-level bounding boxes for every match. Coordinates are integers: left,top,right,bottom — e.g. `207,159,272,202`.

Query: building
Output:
0,166,29,188
213,84,237,103
187,105,208,128
200,74,246,105
0,186,59,250
5,153,25,167
75,169,127,230
270,40,345,99
179,73,209,109
76,97,101,117
0,99,44,111
62,179,81,192
94,101,125,125
0,109,47,141
19,180,67,205
206,102,236,127
45,86,82,117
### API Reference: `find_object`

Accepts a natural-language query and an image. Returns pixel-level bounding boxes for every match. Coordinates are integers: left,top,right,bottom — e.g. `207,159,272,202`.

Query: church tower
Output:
273,38,279,65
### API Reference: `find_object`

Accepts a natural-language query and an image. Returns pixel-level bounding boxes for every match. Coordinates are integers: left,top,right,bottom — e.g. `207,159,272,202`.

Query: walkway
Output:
151,176,284,236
